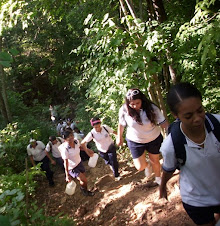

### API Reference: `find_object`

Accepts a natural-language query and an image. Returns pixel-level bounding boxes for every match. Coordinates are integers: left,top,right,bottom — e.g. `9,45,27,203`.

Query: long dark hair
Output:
167,82,202,115
125,88,157,125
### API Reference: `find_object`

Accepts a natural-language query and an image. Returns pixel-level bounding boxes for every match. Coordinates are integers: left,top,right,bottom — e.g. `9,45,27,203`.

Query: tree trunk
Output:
146,0,156,21
152,74,168,121
151,0,167,23
0,36,12,123
146,0,178,85
124,0,137,19
119,0,129,17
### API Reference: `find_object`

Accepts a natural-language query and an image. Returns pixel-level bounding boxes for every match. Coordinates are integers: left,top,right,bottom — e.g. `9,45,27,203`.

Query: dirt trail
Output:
35,158,194,225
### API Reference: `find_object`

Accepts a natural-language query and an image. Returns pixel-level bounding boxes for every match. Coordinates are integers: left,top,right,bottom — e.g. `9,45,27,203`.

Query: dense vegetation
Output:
0,0,219,224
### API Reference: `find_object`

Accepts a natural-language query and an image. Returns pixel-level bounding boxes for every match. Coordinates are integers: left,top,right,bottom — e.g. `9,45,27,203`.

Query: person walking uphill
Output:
117,88,168,186
45,136,65,172
81,117,121,181
27,139,55,187
58,130,95,196
159,82,220,226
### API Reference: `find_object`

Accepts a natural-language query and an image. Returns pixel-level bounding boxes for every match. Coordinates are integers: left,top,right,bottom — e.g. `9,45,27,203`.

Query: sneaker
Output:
115,176,121,181
86,190,95,196
80,187,94,196
144,180,158,188
154,177,161,185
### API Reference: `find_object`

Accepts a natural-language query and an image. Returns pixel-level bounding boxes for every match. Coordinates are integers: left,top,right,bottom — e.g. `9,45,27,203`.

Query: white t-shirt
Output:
82,125,114,153
58,141,81,170
160,114,220,207
119,104,166,143
45,137,64,158
27,141,46,161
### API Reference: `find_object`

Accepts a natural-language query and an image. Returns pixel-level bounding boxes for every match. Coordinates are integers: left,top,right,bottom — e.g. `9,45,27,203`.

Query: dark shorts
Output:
126,134,163,159
69,161,85,178
182,202,220,225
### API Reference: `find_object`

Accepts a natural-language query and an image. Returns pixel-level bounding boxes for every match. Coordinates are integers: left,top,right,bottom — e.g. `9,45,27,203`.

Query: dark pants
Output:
80,150,90,161
99,144,120,177
35,156,54,185
54,157,65,172
183,202,220,225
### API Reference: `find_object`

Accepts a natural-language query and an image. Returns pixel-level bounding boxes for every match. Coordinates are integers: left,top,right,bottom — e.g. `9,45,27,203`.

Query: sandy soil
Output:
35,157,195,226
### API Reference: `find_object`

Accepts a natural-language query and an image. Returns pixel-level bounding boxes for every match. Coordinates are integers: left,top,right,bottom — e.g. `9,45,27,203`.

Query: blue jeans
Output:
99,144,120,177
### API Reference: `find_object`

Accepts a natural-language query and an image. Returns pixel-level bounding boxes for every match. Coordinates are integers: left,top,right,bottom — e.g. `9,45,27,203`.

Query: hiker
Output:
58,130,95,196
73,127,90,162
117,88,168,186
73,127,84,141
159,82,220,226
49,105,57,123
27,139,55,187
81,117,121,181
56,120,64,136
45,136,65,171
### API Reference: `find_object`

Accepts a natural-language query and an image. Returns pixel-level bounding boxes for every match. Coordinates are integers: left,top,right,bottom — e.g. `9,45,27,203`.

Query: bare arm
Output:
64,159,72,182
116,123,125,146
159,170,174,199
45,150,56,165
160,121,169,136
112,130,117,136
80,142,94,157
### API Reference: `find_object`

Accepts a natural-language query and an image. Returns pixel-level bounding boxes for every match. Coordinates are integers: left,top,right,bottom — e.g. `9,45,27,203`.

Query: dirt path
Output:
35,158,195,225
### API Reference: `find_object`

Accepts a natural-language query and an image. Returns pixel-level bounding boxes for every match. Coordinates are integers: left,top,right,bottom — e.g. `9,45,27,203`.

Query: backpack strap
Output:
103,126,109,134
49,141,52,152
169,113,220,169
205,113,220,141
90,126,109,139
169,121,187,168
57,137,63,144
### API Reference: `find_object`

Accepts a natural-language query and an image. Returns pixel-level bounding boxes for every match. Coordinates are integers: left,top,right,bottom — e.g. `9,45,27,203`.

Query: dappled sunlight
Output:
91,184,133,217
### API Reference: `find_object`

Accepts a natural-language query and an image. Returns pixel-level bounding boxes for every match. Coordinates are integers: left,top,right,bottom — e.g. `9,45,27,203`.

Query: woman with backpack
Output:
160,82,220,226
117,88,168,186
81,117,121,181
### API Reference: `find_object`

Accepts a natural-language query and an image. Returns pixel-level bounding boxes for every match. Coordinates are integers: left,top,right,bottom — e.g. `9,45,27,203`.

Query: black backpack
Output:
168,113,220,169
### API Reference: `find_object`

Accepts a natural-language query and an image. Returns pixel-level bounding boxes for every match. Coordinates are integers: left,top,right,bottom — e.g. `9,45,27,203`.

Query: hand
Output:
66,174,72,183
116,136,124,146
51,160,56,165
87,148,94,157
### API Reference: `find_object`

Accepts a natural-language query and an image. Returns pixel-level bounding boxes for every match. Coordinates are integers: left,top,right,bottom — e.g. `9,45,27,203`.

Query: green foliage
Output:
0,117,56,173
0,51,13,67
72,14,170,128
0,169,73,225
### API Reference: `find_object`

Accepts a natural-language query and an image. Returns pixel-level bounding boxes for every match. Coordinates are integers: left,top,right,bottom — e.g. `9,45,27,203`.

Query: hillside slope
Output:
35,158,194,225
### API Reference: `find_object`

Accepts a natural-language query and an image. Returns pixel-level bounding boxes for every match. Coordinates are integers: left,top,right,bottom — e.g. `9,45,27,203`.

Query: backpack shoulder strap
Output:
49,141,52,152
103,126,109,134
57,137,63,143
205,113,220,141
169,120,187,167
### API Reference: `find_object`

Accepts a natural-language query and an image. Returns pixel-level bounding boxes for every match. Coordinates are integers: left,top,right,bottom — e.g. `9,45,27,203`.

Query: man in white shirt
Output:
45,136,65,171
27,139,54,186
